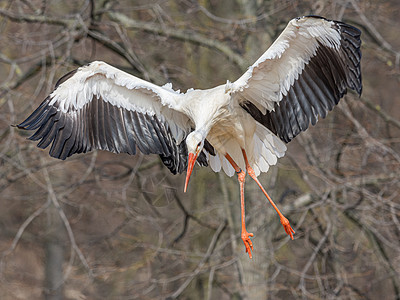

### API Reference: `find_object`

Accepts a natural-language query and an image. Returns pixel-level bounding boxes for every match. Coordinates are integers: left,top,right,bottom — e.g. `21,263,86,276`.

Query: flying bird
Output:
17,16,362,258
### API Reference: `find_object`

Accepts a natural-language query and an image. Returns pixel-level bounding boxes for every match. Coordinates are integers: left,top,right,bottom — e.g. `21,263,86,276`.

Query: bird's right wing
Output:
230,16,362,143
17,61,203,174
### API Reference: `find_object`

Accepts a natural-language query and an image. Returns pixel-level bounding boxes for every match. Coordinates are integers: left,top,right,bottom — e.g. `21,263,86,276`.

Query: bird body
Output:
179,84,284,176
17,16,362,258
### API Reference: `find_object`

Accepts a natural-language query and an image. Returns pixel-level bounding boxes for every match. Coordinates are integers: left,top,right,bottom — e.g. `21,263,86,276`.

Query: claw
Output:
280,216,295,239
241,231,254,258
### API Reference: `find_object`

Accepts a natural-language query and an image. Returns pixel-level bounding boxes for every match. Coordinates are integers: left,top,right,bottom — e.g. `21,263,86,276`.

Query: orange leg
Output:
225,153,254,258
241,149,295,239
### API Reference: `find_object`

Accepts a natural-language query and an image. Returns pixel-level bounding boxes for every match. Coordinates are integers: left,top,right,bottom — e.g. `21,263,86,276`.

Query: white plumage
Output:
18,16,362,258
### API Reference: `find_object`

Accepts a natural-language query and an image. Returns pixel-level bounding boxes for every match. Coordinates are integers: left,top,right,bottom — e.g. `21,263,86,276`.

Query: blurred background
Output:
1,0,400,299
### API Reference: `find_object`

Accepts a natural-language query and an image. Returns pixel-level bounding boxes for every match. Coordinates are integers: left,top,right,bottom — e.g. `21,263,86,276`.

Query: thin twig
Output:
0,8,77,26
298,210,332,295
0,198,50,268
42,166,94,278
168,220,226,299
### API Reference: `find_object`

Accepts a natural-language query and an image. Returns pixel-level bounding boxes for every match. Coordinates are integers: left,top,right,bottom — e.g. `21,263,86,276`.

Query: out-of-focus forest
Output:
1,0,399,299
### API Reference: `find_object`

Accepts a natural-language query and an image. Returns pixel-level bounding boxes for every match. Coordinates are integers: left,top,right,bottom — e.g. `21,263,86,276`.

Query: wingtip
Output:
12,123,26,129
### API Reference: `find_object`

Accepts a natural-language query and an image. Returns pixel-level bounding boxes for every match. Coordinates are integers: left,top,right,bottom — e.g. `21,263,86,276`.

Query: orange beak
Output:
184,152,198,192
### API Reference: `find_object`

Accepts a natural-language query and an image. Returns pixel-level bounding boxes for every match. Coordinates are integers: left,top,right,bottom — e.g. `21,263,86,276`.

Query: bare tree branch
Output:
106,11,248,70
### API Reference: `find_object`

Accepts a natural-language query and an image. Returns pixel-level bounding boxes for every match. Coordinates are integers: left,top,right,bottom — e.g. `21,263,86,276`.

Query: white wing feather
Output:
50,61,190,143
230,16,341,113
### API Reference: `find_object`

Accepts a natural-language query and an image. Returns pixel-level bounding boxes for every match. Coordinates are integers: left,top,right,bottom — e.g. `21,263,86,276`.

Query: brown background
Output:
1,0,399,299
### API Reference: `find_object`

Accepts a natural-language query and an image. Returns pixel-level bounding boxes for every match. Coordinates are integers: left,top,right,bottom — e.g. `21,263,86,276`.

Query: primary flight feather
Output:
18,16,362,258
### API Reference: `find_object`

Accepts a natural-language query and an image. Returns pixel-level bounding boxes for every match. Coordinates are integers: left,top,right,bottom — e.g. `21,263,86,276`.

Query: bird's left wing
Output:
17,61,205,174
230,16,362,143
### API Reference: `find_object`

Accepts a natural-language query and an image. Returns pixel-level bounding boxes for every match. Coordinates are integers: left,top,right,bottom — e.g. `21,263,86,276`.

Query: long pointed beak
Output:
184,152,198,193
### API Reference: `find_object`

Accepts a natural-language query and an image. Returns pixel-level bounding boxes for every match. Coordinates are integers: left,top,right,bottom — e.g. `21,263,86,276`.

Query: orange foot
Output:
241,230,254,258
280,216,295,239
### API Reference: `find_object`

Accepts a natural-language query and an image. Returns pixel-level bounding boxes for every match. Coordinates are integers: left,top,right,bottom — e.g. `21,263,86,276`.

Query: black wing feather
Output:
17,93,209,174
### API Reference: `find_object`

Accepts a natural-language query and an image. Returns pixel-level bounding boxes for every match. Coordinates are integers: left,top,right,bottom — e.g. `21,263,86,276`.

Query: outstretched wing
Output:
17,61,207,174
231,16,362,143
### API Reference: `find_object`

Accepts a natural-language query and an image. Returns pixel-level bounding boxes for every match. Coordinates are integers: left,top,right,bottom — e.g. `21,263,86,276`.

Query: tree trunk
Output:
44,203,65,300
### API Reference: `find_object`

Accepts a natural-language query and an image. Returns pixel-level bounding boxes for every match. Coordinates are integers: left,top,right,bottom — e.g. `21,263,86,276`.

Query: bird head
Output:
184,131,205,192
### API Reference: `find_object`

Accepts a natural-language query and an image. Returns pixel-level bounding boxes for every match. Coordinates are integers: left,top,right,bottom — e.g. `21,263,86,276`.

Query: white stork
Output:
17,16,362,258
